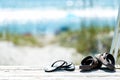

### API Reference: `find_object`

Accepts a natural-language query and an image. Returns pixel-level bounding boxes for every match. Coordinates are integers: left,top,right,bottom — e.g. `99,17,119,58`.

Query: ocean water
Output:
0,8,117,35
0,0,119,35
0,0,119,9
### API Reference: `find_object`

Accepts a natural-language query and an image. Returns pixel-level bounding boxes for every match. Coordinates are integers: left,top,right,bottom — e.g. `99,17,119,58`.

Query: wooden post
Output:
110,5,120,62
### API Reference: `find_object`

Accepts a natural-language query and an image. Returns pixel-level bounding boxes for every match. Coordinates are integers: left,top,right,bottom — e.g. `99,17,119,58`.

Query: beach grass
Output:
0,32,43,47
0,25,114,53
56,25,114,55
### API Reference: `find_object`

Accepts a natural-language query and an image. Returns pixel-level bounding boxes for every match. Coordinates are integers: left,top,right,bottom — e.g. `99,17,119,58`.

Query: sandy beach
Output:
0,41,83,66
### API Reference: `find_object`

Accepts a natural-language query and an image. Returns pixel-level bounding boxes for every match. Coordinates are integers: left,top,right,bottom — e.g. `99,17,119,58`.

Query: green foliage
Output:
0,25,114,55
0,32,43,47
76,26,97,54
57,25,113,55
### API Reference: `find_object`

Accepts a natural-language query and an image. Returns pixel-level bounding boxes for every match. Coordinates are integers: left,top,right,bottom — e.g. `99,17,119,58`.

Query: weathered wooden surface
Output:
0,66,120,80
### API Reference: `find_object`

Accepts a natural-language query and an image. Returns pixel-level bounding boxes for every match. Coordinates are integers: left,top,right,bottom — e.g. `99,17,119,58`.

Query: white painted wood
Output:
0,66,119,80
114,34,120,61
110,5,120,61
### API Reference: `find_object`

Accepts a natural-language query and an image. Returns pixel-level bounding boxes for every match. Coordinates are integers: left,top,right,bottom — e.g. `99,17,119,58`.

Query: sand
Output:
0,41,83,66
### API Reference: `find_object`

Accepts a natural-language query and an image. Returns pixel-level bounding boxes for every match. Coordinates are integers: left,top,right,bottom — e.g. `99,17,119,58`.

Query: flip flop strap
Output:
98,53,115,70
80,56,99,70
51,60,67,68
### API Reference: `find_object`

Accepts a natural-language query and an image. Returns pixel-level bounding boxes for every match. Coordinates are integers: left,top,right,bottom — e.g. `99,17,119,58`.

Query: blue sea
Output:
0,0,119,35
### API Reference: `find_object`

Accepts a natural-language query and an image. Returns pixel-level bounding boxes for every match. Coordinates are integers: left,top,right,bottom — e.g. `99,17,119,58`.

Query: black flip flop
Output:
96,53,115,71
63,62,75,71
79,56,102,71
44,60,75,72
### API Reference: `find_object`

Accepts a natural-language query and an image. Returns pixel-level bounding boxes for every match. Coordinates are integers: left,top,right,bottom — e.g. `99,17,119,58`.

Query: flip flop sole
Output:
44,66,58,72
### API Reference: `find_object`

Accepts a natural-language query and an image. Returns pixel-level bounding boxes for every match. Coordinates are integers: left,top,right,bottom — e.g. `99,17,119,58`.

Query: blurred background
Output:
0,0,120,66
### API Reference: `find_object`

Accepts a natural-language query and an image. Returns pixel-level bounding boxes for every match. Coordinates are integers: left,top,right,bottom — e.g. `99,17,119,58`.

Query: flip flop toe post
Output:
44,60,75,72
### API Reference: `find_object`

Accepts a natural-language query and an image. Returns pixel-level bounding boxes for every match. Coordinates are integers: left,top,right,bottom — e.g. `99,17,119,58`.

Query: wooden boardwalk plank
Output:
0,66,119,80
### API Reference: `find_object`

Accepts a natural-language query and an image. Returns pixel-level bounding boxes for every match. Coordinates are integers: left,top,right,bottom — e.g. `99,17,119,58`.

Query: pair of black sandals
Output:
80,52,115,71
44,53,115,72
